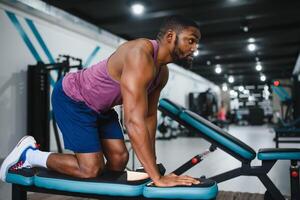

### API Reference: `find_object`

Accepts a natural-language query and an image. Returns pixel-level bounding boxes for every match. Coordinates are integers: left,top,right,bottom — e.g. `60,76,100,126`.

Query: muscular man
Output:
1,16,201,187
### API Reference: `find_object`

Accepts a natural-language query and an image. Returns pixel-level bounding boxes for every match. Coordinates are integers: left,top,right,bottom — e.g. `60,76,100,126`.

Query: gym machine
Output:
27,55,82,152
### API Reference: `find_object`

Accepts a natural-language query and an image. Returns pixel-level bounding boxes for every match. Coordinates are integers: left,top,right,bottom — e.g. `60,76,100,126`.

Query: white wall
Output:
0,1,124,157
162,63,221,107
0,0,220,158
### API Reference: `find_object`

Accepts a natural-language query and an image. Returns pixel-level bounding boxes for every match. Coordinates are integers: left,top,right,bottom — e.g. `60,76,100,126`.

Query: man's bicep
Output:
121,75,148,120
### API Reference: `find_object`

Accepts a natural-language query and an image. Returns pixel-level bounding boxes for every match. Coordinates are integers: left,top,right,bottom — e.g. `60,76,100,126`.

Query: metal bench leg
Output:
12,184,27,200
290,160,300,200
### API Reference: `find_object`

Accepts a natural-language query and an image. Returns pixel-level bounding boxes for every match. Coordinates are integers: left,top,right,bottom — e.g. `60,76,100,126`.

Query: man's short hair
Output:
157,15,199,40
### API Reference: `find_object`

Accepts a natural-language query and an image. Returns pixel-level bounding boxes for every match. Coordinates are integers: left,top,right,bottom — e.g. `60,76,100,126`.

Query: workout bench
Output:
158,98,300,200
6,156,218,199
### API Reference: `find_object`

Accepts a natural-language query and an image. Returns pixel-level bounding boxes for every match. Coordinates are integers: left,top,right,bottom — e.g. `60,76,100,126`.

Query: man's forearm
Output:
125,119,160,181
146,114,157,155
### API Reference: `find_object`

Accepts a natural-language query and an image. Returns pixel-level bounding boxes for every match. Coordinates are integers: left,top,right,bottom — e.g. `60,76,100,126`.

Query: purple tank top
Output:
62,40,161,113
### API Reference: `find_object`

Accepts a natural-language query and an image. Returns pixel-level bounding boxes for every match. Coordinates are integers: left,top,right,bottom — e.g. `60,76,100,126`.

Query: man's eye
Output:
189,39,195,44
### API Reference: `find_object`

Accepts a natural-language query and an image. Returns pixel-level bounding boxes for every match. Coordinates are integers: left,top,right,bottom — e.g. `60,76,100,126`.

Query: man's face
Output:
171,26,201,69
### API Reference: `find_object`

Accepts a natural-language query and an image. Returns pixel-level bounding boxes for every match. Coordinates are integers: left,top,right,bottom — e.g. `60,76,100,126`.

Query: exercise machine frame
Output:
27,55,82,152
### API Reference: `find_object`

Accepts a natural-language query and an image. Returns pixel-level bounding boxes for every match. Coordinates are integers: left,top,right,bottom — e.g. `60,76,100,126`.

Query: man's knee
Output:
116,150,129,165
110,150,129,168
79,163,104,178
75,155,105,178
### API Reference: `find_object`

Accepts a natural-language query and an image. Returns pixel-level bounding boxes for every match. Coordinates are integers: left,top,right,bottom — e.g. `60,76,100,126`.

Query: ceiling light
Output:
248,44,256,52
243,26,249,32
193,49,199,56
131,3,144,15
215,64,222,74
260,75,266,82
228,76,234,83
248,38,255,43
256,63,262,71
240,20,249,33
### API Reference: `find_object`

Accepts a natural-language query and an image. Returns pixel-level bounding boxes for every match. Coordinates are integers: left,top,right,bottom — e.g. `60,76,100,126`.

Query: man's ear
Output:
166,29,175,43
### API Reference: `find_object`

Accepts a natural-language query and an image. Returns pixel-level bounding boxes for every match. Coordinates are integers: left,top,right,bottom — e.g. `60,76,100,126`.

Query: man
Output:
1,15,201,187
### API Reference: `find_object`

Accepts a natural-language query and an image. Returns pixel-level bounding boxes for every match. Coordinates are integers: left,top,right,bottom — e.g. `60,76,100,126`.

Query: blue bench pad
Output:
258,148,300,160
35,169,148,197
6,168,35,186
6,169,218,199
144,178,218,200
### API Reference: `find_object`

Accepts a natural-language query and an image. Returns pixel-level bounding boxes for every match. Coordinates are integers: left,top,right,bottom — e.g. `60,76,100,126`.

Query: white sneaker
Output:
0,136,37,182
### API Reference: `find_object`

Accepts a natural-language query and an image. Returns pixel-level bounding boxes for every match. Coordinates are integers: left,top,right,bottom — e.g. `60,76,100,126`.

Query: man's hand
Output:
153,173,200,187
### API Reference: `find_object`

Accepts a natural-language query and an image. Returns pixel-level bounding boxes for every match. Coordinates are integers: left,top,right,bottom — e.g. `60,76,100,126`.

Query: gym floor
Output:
0,125,296,200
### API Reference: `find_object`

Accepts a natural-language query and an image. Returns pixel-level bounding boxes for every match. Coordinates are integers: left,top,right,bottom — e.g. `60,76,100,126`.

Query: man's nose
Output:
191,44,198,52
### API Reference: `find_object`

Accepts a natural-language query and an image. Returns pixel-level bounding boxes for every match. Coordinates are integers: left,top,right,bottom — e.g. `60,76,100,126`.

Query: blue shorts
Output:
51,78,124,153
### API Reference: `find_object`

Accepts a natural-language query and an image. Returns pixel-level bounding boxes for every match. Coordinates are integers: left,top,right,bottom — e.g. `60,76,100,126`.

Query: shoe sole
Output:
0,136,36,182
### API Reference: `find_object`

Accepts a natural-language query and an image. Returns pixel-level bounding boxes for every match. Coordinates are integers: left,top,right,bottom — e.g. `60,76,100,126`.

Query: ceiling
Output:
42,0,300,86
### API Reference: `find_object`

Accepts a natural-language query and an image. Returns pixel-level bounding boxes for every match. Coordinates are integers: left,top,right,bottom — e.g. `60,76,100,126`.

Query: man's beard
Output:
171,36,193,69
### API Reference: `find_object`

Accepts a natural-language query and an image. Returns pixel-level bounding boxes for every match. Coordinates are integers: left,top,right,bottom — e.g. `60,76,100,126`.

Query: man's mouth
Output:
186,55,193,60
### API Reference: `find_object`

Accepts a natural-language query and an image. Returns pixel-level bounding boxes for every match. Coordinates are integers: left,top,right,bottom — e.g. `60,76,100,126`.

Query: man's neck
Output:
156,40,173,66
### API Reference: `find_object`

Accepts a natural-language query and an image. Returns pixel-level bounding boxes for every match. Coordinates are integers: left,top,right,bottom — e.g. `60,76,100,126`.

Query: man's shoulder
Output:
127,38,154,54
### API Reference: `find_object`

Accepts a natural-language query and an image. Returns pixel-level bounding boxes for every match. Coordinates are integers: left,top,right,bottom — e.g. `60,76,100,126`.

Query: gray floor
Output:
0,165,10,200
1,125,299,200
